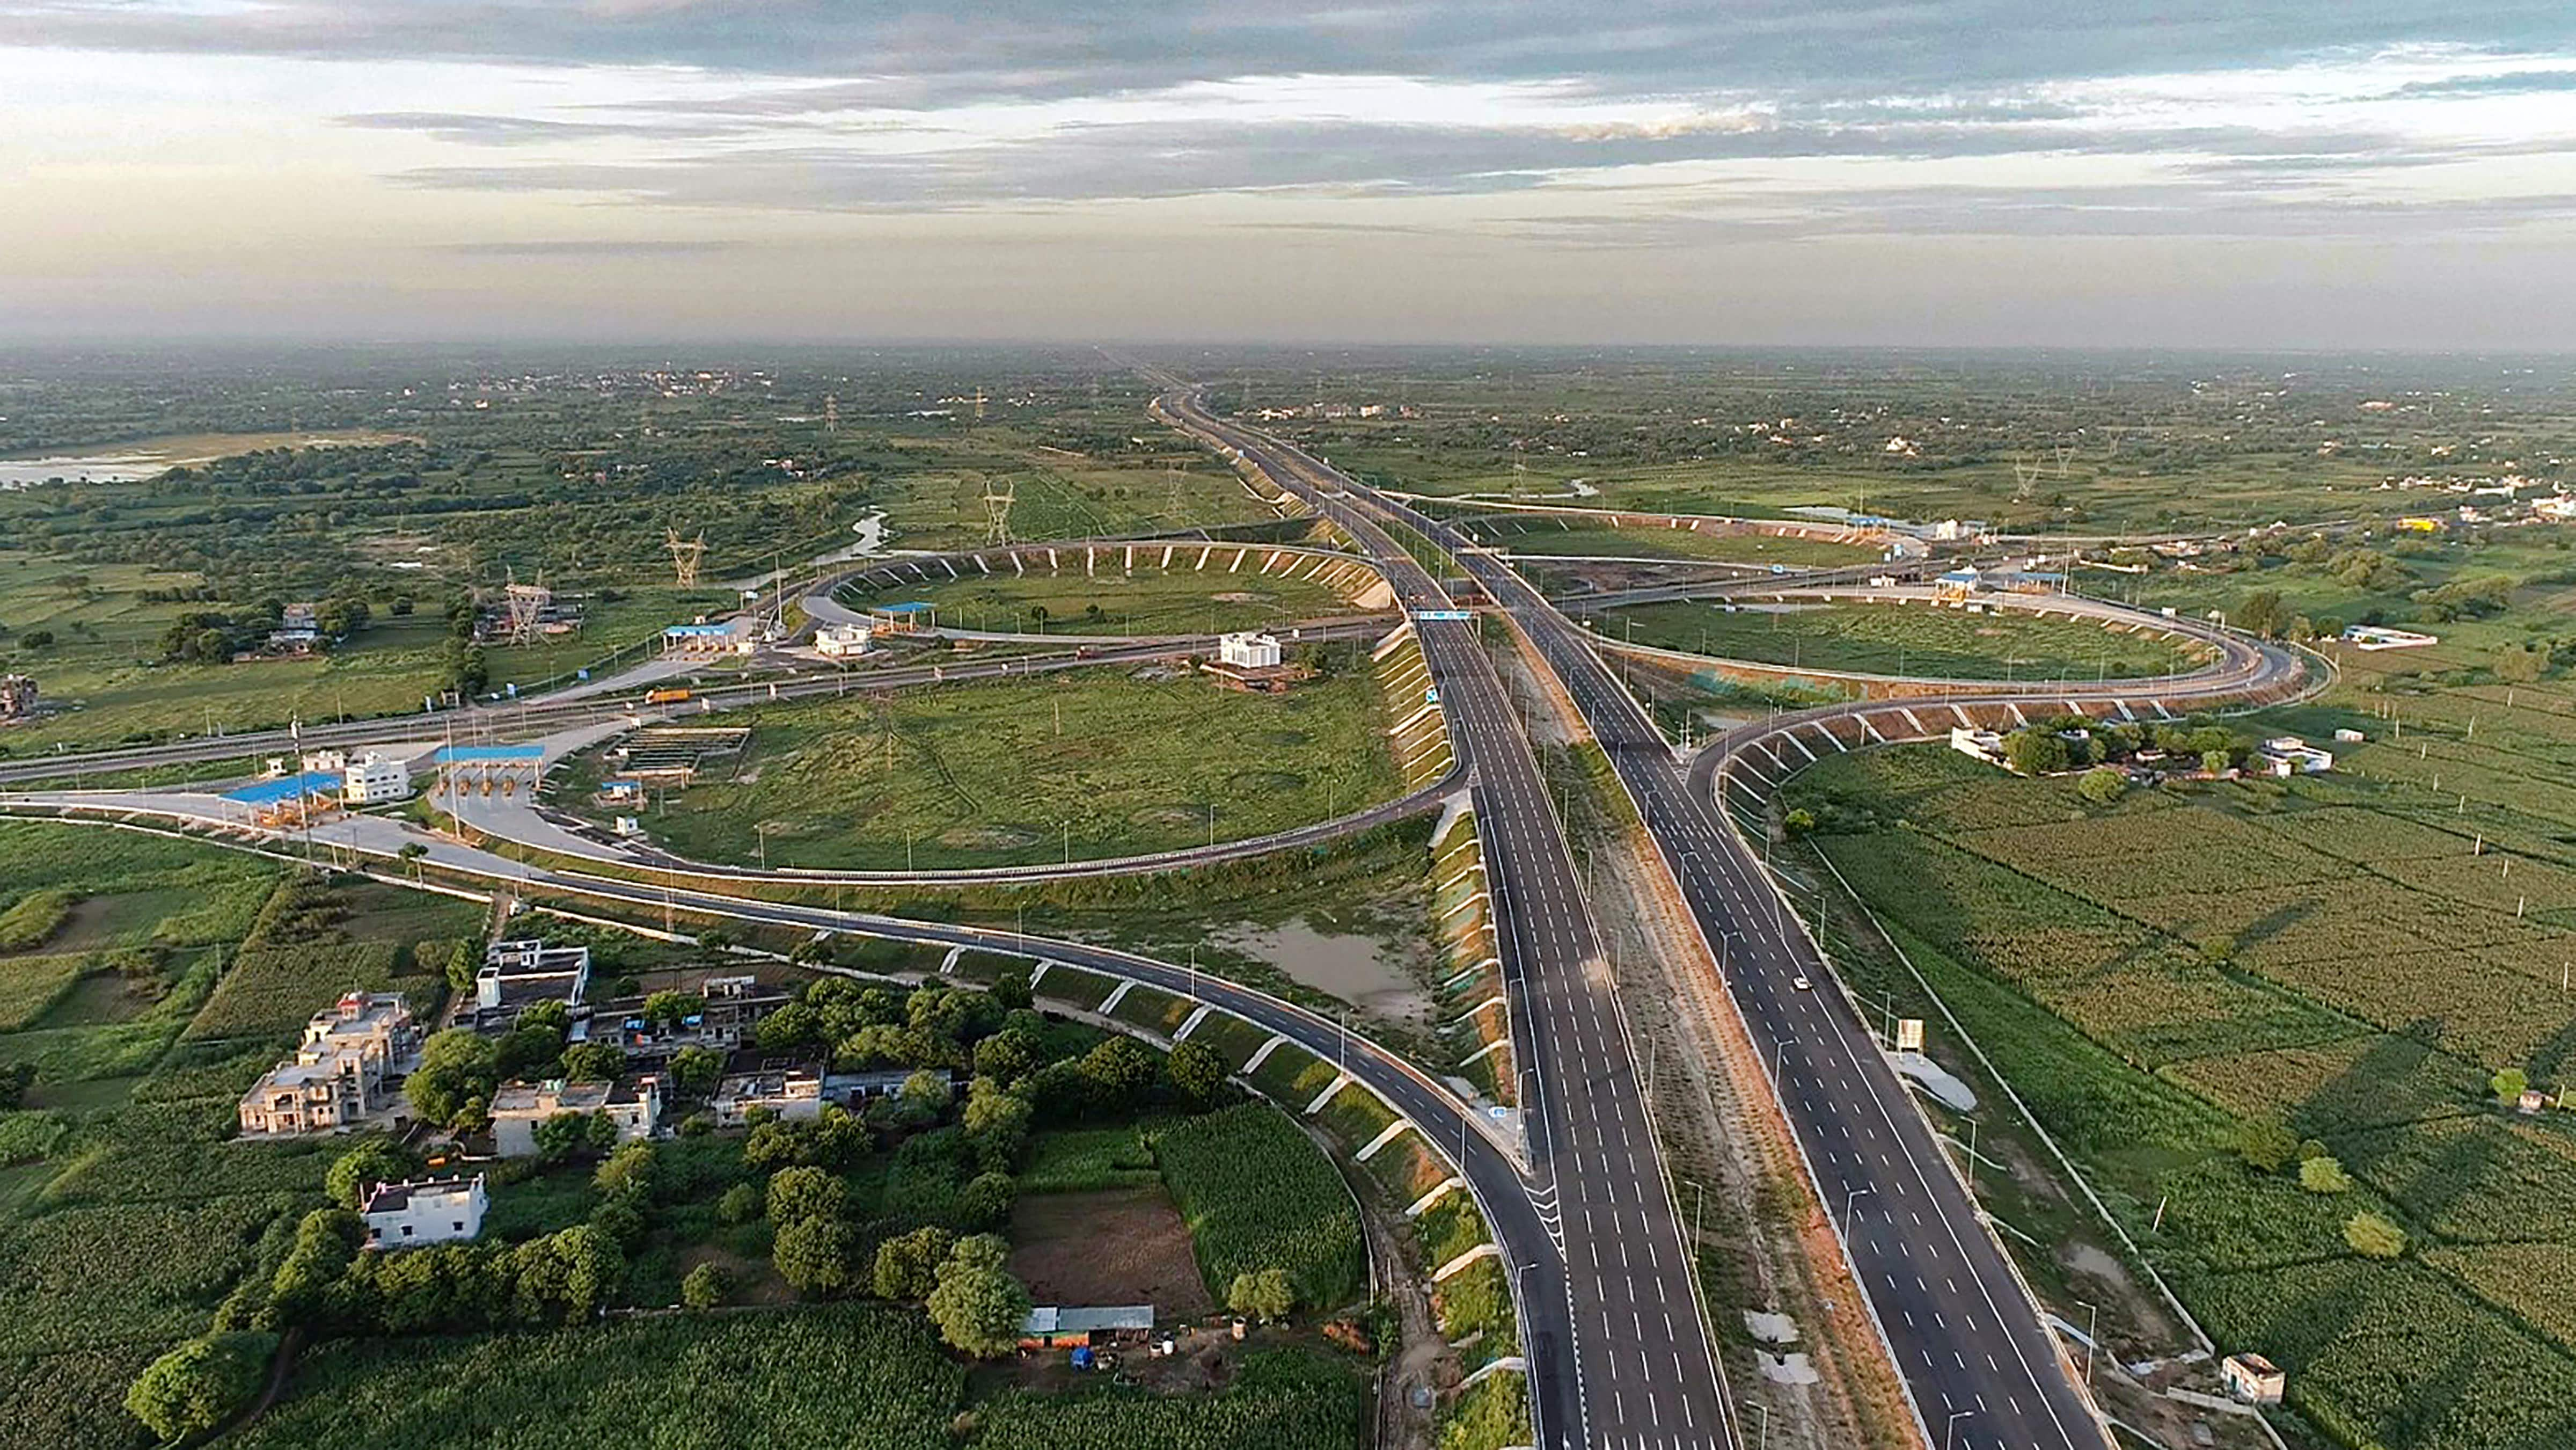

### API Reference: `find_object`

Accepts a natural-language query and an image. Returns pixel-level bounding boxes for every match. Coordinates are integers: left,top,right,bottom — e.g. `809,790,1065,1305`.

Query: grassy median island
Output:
1592,597,2204,680
836,556,1361,637
555,659,1404,871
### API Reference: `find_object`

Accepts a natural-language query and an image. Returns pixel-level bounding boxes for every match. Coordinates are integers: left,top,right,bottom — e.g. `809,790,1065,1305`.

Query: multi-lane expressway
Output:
1154,381,2304,1450
1157,387,1747,1449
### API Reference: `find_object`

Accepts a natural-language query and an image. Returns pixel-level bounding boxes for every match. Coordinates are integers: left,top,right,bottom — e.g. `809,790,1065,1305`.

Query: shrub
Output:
2346,1212,2408,1259
680,1262,728,1310
1227,1267,1296,1322
124,1331,277,1442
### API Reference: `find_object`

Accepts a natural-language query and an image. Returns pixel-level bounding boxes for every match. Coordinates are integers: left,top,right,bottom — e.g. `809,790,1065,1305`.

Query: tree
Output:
1079,1037,1158,1111
560,1042,627,1083
766,1165,848,1226
2346,1211,2407,1259
2494,1067,2530,1102
0,1061,32,1111
872,1225,956,1302
756,1000,822,1053
773,1215,862,1297
892,1065,947,1108
495,1023,566,1081
125,1331,276,1442
2235,589,2290,639
2076,768,2127,806
1227,1267,1296,1322
927,1251,1031,1358
960,1171,1017,1232
261,1209,363,1328
407,1029,500,1126
2299,1155,2353,1194
972,1029,1044,1086
2004,727,2072,776
713,1181,762,1225
962,1077,1033,1174
444,640,489,697
681,1261,728,1311
1167,1039,1229,1106
669,1045,723,1098
2201,748,2232,777
325,1138,412,1209
990,971,1032,1012
536,1223,626,1318
593,1141,657,1199
532,1111,598,1162
642,990,703,1028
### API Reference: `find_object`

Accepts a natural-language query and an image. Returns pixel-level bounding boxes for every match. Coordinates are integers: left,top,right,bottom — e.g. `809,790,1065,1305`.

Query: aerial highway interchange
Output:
0,377,2317,1450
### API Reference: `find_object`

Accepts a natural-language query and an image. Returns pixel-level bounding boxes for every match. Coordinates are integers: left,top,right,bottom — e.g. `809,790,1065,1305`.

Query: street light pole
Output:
1843,1185,1874,1234
1945,1409,1975,1450
1740,1399,1771,1450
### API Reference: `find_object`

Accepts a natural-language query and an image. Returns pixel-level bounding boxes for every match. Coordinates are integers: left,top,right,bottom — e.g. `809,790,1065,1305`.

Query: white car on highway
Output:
1792,975,1812,991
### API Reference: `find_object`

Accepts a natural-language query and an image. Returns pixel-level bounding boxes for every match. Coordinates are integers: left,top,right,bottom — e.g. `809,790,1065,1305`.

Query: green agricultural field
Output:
0,550,727,750
1458,514,1884,566
228,1306,968,1450
1154,1102,1366,1311
863,435,1283,552
553,662,1403,871
1593,598,2204,680
1786,709,2576,1449
837,556,1360,637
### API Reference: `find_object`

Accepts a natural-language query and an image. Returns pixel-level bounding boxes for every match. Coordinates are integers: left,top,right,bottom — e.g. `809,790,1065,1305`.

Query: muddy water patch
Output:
1210,915,1430,1022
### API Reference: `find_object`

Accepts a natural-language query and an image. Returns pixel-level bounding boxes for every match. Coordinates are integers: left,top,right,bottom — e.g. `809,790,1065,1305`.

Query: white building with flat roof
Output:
477,939,591,1014
362,1175,487,1249
489,1076,661,1156
343,753,413,804
1218,631,1282,669
816,622,873,658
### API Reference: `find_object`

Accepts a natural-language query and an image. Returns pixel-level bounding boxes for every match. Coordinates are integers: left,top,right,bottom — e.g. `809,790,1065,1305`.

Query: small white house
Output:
1949,726,2007,767
1218,631,1283,669
2257,735,2334,777
816,622,873,658
361,1175,487,1249
342,753,413,805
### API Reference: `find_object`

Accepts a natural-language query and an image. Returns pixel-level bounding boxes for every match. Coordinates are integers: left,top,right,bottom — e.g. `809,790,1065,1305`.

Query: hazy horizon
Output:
8,1,2575,351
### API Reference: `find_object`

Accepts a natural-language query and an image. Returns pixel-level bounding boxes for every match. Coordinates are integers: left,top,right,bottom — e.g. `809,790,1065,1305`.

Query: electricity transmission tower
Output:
665,527,708,588
982,478,1018,545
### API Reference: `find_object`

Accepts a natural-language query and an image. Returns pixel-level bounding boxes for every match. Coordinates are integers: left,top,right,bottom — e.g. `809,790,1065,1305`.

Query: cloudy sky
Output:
5,1,2574,348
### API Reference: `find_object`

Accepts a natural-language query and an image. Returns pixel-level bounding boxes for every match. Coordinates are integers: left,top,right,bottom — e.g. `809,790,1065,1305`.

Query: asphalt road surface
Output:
1155,384,1739,1450
1158,381,2179,1450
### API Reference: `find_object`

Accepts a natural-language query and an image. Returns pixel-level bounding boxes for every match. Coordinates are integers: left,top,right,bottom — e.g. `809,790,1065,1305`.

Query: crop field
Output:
863,436,1282,552
1790,718,2576,1450
0,826,501,1450
0,550,730,752
974,1347,1365,1450
1592,598,2202,680
836,556,1360,637
555,664,1402,871
1154,1102,1366,1310
229,1306,969,1450
1452,513,1883,566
